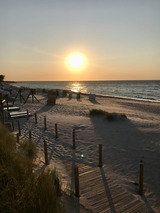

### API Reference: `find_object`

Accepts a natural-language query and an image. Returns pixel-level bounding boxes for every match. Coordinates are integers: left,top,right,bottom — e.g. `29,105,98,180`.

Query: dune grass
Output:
89,109,127,121
0,124,65,213
89,109,106,116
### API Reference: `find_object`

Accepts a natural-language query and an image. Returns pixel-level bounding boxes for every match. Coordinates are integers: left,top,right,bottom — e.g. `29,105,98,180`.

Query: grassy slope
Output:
0,124,64,213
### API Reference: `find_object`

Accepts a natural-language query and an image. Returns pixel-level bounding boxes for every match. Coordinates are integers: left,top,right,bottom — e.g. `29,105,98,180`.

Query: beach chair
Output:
89,94,96,101
47,91,57,105
13,88,26,104
76,92,80,99
24,89,39,104
69,91,72,98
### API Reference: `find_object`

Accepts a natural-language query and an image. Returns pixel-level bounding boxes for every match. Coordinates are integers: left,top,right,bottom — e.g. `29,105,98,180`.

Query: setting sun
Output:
68,53,85,69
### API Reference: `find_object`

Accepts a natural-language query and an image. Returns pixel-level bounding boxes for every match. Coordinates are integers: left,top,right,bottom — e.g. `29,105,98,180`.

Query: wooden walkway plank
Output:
62,161,152,213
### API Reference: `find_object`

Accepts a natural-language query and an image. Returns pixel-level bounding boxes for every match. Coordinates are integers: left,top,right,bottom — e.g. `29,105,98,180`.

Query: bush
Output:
20,139,37,159
106,112,127,121
89,109,106,116
89,109,127,121
0,125,65,213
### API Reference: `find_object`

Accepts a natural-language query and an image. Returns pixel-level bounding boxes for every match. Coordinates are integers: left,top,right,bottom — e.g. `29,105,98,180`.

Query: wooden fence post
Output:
11,117,14,131
44,116,47,130
1,110,4,124
27,109,29,120
139,160,144,195
72,129,75,149
35,113,37,124
99,144,102,167
43,140,49,165
55,123,58,138
18,120,21,136
74,166,80,197
8,111,10,120
29,130,31,141
7,101,9,111
16,133,19,143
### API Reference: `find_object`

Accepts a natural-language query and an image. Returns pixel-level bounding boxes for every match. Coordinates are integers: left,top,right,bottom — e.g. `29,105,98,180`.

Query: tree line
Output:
0,75,5,82
0,74,5,82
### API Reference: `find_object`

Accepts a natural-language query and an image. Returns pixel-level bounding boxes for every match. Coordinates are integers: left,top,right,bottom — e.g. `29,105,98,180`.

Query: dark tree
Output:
0,74,5,82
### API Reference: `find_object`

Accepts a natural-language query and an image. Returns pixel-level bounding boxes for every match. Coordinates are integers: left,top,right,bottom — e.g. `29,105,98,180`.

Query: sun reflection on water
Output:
70,82,87,93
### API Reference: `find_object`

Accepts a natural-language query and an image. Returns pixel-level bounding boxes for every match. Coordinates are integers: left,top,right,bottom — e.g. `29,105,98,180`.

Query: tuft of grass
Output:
89,109,127,121
20,139,37,159
89,109,106,116
0,124,65,213
0,125,16,165
106,112,127,121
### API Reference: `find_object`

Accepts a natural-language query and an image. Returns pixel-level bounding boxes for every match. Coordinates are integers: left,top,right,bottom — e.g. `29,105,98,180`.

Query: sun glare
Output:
68,53,85,69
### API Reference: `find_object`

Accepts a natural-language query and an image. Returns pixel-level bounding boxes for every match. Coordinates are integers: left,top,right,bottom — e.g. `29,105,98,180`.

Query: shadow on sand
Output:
89,115,155,212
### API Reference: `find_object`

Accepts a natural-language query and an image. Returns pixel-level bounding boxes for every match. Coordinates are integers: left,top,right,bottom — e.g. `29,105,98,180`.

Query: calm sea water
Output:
13,81,160,103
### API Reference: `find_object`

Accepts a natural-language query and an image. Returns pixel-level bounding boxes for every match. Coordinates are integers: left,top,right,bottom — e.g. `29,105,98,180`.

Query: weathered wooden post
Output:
29,130,31,141
16,133,19,143
1,108,4,124
11,117,15,131
99,144,102,167
20,89,22,103
74,166,80,197
32,91,34,103
35,113,37,124
18,120,21,136
7,101,9,111
27,109,29,120
8,111,10,120
72,129,75,149
44,116,47,130
139,160,144,195
1,111,4,124
43,140,49,165
55,123,58,138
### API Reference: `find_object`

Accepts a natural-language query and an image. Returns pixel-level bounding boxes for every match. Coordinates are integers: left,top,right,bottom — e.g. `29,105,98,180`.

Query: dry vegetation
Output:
89,109,127,121
0,124,65,213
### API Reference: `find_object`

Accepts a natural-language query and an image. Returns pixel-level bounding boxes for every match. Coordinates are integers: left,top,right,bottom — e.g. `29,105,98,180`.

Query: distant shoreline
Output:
4,81,15,84
8,81,160,104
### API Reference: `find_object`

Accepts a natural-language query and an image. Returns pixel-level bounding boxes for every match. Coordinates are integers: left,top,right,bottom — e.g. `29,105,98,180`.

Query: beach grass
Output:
0,124,64,213
105,112,127,121
89,109,106,116
89,109,127,121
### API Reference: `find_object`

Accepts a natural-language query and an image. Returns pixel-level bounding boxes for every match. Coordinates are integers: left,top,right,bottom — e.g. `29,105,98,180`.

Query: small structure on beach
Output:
47,91,57,105
13,88,26,104
24,89,39,104
89,94,96,102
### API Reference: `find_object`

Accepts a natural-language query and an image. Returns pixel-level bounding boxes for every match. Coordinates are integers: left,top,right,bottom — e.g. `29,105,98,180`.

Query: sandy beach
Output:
8,91,160,212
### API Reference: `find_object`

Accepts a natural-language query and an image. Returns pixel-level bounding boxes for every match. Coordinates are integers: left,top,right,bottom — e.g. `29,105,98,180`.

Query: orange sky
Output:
1,0,160,81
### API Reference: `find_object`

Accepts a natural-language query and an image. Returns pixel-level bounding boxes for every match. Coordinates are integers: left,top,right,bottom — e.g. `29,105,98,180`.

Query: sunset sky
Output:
1,0,160,81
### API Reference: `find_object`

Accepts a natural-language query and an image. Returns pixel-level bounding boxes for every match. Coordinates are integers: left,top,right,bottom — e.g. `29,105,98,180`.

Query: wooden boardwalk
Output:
63,161,154,213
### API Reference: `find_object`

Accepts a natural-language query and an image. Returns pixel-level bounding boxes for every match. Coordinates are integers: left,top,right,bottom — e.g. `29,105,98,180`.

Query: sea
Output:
13,80,160,103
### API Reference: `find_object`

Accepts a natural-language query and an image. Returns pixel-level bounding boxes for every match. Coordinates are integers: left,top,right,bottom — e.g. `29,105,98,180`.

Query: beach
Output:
9,91,160,212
